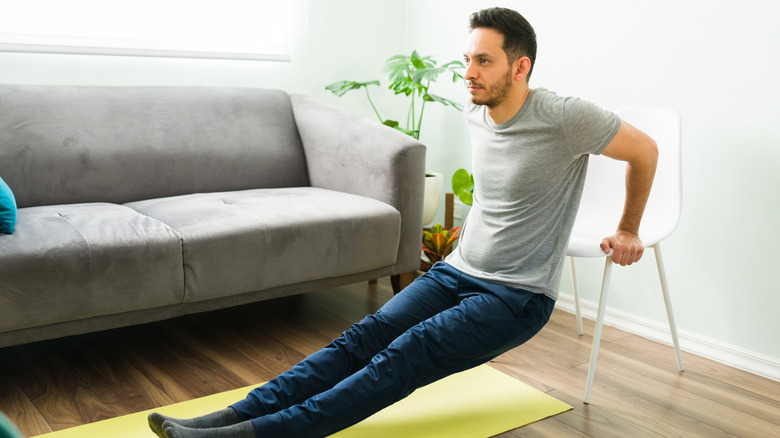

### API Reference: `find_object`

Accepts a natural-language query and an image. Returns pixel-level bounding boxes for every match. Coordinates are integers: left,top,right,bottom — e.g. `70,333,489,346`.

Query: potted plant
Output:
420,223,462,272
326,51,465,226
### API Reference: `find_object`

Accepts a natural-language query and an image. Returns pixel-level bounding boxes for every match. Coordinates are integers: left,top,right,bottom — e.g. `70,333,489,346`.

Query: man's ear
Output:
513,56,532,82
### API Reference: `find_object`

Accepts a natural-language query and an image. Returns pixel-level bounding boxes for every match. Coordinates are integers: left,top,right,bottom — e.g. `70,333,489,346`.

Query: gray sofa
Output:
0,85,425,348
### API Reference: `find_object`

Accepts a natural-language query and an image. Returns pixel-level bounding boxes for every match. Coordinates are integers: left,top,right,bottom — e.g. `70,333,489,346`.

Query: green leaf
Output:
325,80,380,97
388,77,421,97
409,66,440,84
441,59,465,69
411,62,463,86
452,168,474,206
425,93,463,111
411,50,436,68
382,55,413,82
382,120,399,128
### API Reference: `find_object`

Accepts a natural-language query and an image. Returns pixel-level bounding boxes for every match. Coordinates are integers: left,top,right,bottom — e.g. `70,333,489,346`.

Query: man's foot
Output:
163,420,255,438
148,408,241,437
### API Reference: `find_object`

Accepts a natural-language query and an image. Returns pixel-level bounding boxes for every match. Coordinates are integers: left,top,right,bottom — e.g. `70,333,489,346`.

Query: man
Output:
149,7,657,438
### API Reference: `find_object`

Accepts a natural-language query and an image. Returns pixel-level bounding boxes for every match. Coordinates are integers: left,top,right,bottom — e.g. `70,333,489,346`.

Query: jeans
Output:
230,262,555,438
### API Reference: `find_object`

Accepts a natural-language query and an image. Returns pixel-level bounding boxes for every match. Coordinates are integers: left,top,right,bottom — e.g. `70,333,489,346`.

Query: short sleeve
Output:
562,97,621,157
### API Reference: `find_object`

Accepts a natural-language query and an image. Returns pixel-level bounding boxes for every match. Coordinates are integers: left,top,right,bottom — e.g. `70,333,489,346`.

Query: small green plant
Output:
452,168,474,206
326,51,465,140
421,223,462,271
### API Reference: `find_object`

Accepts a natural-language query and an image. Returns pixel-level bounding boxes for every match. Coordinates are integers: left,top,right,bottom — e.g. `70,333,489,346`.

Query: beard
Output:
468,67,513,108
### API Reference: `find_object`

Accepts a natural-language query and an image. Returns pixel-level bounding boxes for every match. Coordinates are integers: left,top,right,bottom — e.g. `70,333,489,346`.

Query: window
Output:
0,0,295,61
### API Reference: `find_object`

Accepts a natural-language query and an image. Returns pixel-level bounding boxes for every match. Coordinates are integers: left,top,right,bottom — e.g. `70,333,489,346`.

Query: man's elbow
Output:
650,138,659,166
641,137,659,170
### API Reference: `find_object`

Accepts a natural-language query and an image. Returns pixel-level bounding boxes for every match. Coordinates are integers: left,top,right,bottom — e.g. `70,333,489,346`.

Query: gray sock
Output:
163,420,255,438
148,408,241,437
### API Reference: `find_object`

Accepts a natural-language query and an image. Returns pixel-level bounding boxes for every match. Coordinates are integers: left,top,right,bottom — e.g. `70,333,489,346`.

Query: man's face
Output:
463,28,514,108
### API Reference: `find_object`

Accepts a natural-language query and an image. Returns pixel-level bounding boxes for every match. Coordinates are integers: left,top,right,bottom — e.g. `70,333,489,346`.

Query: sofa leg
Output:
390,272,415,294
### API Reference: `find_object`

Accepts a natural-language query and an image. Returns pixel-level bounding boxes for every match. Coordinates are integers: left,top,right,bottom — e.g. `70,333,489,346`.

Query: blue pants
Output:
231,262,555,438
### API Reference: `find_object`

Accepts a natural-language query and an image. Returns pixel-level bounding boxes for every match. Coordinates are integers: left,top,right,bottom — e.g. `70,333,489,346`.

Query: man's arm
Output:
599,120,659,266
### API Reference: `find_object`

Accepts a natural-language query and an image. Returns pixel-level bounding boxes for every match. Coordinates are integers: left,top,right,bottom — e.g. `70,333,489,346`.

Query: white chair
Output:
567,106,684,404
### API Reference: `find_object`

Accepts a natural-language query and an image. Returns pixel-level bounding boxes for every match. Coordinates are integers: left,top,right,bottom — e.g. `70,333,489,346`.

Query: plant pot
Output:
422,172,443,227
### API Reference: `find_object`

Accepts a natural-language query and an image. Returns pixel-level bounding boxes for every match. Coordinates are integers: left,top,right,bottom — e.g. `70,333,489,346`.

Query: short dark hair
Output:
469,7,537,80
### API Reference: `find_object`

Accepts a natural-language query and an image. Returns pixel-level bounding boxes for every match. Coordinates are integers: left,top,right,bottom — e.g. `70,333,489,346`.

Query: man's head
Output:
463,8,536,112
468,8,537,81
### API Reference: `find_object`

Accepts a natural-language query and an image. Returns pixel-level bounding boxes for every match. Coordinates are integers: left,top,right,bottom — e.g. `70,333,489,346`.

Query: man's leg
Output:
248,268,555,438
230,263,461,419
150,263,462,437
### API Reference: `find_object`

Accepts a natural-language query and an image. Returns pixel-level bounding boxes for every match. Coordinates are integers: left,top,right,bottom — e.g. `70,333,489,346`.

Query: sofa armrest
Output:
290,94,425,275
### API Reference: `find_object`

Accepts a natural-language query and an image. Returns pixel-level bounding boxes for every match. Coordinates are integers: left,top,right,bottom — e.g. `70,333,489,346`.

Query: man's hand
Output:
601,230,645,266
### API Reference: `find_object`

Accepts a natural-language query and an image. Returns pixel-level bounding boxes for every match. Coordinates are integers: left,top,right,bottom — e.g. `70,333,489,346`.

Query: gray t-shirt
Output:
445,88,620,300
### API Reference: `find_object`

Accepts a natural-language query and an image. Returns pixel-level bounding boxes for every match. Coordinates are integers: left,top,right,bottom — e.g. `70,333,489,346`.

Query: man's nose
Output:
464,63,477,81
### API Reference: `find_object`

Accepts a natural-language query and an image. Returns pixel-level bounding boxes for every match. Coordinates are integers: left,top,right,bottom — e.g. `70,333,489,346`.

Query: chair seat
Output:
566,233,613,257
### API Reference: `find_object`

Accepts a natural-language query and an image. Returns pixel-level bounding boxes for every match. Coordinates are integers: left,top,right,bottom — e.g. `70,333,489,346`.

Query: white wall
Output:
0,1,406,113
405,0,780,378
1,0,778,378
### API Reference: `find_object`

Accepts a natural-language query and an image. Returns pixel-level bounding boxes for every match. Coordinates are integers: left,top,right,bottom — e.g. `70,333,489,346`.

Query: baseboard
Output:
555,293,780,383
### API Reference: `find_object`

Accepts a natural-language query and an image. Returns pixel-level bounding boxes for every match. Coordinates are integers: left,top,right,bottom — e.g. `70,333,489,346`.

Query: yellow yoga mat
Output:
36,365,570,438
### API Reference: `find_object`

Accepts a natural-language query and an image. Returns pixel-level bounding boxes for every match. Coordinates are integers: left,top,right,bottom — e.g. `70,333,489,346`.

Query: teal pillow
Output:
0,411,25,438
0,176,17,235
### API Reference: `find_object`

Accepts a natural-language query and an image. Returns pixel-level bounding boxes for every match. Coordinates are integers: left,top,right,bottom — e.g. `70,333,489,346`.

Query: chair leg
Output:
570,256,584,336
584,256,613,404
653,243,685,372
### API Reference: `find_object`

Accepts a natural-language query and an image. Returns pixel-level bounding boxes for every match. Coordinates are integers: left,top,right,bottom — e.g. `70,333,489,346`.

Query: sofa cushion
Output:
0,203,184,332
0,85,310,208
0,176,16,234
126,187,401,303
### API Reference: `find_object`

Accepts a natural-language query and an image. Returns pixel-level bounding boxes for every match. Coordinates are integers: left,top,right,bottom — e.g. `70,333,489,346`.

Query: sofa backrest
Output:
0,85,309,208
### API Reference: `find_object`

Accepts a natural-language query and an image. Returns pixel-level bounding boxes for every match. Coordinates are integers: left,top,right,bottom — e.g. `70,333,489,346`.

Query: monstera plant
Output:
325,50,464,140
420,223,462,272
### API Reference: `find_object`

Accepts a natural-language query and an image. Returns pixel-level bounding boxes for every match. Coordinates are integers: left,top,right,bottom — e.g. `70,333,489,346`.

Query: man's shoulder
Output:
531,87,569,108
531,88,614,126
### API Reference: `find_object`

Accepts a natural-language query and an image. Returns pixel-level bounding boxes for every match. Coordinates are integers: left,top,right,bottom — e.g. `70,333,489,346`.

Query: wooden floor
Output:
1,278,778,437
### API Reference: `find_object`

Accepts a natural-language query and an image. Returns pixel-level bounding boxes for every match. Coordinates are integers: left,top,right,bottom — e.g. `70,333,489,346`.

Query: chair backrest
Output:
572,106,682,245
